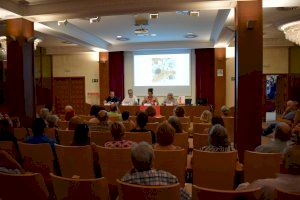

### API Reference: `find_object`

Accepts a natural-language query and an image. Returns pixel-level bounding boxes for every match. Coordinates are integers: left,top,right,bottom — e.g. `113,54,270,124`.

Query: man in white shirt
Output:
122,89,138,105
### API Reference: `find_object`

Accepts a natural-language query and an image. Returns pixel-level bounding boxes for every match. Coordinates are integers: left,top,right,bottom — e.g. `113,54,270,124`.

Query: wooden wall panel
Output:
214,48,226,114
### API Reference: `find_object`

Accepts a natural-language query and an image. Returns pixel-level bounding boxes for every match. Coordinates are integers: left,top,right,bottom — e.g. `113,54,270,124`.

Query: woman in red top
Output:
142,88,158,105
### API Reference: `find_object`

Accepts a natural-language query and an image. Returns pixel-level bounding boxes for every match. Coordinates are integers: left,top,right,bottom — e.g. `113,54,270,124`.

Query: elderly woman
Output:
200,110,212,124
121,142,191,200
47,115,59,128
200,124,234,152
163,93,178,106
168,116,183,133
154,122,180,150
104,122,136,148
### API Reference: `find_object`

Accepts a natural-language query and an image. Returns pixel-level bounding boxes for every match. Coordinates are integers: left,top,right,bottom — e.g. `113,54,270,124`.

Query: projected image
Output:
152,58,176,83
134,53,190,86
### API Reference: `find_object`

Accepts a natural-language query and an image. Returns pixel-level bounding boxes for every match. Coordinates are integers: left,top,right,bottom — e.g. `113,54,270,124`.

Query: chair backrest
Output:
146,122,160,134
148,116,166,123
173,132,189,151
78,115,93,121
222,117,234,142
122,121,133,132
13,127,30,141
90,131,113,146
153,149,186,187
117,180,180,200
55,144,95,179
50,173,110,200
181,123,190,132
193,123,212,134
44,128,56,141
57,130,74,146
0,172,49,200
0,141,17,159
124,132,151,144
109,116,121,122
96,146,132,186
192,150,237,190
178,116,190,124
192,185,261,200
58,120,69,130
18,142,55,181
244,150,282,183
275,188,300,200
193,133,209,149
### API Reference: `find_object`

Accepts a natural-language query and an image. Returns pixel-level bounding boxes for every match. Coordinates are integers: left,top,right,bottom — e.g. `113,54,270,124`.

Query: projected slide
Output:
134,53,190,86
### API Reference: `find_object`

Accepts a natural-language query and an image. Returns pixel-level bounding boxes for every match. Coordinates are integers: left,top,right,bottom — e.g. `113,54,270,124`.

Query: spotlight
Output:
58,19,68,26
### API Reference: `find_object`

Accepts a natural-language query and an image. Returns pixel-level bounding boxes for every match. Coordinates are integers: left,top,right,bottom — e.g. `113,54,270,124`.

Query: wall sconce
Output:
100,52,109,63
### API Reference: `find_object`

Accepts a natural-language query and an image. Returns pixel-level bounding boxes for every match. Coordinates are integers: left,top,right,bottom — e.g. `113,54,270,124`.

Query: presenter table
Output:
104,105,210,119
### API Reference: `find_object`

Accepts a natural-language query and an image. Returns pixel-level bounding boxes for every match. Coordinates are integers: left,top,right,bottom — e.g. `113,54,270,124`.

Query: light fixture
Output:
190,11,200,17
58,19,68,26
149,13,159,19
116,36,130,41
0,36,7,61
116,35,122,38
280,20,300,46
150,33,157,37
89,16,101,24
184,33,198,39
34,38,42,50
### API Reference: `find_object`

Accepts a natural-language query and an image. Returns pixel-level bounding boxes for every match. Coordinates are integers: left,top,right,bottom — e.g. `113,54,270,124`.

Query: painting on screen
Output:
152,58,176,83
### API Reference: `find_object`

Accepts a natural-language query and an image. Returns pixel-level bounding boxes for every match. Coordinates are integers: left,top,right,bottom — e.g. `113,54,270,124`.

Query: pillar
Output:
99,52,109,105
6,18,35,127
235,0,263,161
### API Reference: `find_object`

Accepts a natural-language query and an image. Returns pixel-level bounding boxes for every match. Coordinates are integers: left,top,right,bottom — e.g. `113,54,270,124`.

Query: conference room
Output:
0,0,300,199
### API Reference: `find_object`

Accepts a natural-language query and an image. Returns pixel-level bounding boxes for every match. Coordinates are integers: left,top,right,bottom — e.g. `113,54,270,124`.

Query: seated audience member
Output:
200,124,234,152
174,106,185,118
122,89,138,105
39,108,50,126
131,111,156,144
89,110,111,132
202,115,224,134
168,116,183,133
142,88,158,105
0,150,24,174
145,106,157,117
105,91,119,104
64,105,75,121
88,105,101,123
68,116,84,130
163,92,178,106
154,122,180,150
105,122,136,148
122,111,135,130
121,142,191,200
256,122,291,153
237,144,300,200
26,118,56,150
11,117,21,128
200,110,212,124
47,115,59,128
0,118,17,146
71,124,101,178
221,105,230,117
108,104,121,119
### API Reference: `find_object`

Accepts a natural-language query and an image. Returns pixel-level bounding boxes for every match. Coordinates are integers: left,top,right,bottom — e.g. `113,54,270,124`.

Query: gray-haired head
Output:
64,105,73,112
39,108,50,120
131,142,154,172
47,115,59,128
221,105,230,116
208,124,229,147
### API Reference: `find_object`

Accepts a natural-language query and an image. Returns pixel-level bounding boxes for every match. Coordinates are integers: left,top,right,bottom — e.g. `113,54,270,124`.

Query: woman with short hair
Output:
105,122,136,148
154,122,180,150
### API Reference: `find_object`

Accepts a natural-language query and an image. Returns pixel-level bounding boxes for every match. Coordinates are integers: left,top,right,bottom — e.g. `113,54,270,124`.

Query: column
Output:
235,0,263,161
99,52,109,105
6,18,35,127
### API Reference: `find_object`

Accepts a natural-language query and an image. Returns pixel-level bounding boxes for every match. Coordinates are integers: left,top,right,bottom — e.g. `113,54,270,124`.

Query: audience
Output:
39,108,50,126
68,116,84,130
0,118,17,147
64,105,75,121
203,115,224,134
163,92,178,106
237,144,300,200
168,116,183,133
131,111,156,144
89,110,111,132
174,106,185,118
46,115,59,128
25,118,56,150
256,122,291,153
0,150,24,174
145,106,157,117
88,105,102,123
200,124,234,152
104,122,136,148
107,104,121,119
121,142,191,200
122,111,135,130
200,110,212,124
154,122,180,150
221,105,230,117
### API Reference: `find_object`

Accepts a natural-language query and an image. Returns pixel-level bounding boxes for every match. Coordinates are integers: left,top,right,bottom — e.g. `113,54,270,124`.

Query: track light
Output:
58,19,68,26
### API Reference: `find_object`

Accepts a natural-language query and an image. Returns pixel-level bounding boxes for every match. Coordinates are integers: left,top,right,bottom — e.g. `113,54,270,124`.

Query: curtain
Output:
109,51,125,100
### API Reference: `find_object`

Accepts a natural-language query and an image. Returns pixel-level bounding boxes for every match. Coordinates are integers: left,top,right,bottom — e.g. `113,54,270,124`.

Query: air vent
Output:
276,7,299,11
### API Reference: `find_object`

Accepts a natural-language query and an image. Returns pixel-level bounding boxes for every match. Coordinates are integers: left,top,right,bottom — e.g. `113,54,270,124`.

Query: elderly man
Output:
122,89,138,105
64,105,75,121
256,122,291,153
237,144,300,200
121,142,191,200
163,92,178,106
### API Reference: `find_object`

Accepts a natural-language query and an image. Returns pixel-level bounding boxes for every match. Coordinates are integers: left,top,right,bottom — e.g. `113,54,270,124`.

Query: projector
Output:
134,28,149,36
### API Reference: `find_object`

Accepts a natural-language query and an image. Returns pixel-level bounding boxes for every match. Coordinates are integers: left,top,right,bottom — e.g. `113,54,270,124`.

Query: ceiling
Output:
0,0,300,53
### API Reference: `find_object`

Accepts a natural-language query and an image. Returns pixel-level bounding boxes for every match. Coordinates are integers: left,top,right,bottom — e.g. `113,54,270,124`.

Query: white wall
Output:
52,53,100,105
124,50,196,104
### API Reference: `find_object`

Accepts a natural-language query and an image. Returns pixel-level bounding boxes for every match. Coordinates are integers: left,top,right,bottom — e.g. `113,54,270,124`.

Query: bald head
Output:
275,122,291,142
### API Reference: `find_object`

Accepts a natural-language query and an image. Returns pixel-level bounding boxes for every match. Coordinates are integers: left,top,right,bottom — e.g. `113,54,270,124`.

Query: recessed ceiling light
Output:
149,13,159,19
116,35,122,38
150,34,157,37
184,33,198,39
